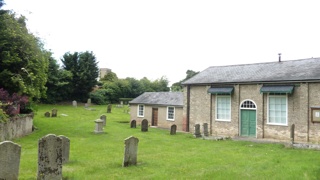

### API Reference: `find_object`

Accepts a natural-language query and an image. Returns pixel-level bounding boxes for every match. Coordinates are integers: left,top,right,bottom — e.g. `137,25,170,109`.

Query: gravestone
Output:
37,134,62,180
0,141,21,180
203,123,209,137
72,100,77,107
51,108,58,117
87,98,91,105
58,135,70,164
123,136,139,167
84,103,89,108
141,119,148,132
100,115,106,126
170,124,177,135
44,111,50,117
94,119,104,134
107,104,112,113
130,120,136,128
194,124,202,138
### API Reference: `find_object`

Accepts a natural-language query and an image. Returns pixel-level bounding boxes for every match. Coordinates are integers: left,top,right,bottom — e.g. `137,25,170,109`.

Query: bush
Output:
89,89,109,105
0,88,29,116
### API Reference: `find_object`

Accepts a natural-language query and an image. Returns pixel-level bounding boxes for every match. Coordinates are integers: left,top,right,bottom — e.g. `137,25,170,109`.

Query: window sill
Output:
166,119,174,121
215,119,231,122
266,123,288,126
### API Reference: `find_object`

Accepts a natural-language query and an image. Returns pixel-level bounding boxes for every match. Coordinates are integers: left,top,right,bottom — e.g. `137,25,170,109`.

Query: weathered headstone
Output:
203,123,209,137
84,103,89,108
290,124,295,144
123,136,139,167
107,104,112,113
94,119,104,134
37,134,62,180
0,141,21,180
44,111,50,117
72,100,77,107
100,115,106,126
87,98,91,105
130,120,136,128
51,108,58,117
141,119,148,132
170,124,177,135
58,135,70,164
194,124,202,138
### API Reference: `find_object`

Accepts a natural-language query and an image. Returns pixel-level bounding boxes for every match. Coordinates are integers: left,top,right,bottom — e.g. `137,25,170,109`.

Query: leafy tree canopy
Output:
0,10,49,99
171,70,199,92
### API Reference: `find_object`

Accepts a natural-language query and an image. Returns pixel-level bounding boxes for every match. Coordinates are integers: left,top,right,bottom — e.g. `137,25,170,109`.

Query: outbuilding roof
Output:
182,58,320,85
129,92,183,107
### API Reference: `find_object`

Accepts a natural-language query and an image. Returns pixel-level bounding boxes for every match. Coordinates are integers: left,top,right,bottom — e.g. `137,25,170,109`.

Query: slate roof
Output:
182,58,320,85
129,92,183,107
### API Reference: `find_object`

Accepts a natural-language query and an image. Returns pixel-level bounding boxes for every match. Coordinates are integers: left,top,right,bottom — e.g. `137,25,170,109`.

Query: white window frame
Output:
215,95,231,121
167,106,175,121
137,104,144,117
267,93,288,126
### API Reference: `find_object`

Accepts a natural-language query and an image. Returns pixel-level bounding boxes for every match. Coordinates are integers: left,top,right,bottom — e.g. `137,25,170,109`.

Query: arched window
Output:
240,100,256,109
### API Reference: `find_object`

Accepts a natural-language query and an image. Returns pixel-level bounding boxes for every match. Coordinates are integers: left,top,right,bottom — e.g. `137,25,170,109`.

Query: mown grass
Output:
13,104,320,179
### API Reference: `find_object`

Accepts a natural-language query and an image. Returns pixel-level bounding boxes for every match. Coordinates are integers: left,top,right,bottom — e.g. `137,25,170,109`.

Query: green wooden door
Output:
241,110,256,136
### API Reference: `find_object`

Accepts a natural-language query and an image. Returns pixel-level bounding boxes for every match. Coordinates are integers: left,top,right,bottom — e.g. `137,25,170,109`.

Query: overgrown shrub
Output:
0,88,29,117
89,89,109,105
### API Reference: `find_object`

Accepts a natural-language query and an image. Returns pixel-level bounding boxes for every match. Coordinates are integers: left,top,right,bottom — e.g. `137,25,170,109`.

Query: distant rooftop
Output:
129,92,183,107
182,58,320,85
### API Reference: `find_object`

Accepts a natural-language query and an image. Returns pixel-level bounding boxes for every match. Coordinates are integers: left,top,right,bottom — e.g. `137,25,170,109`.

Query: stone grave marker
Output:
194,124,202,138
44,111,50,117
84,103,89,108
141,119,148,132
170,124,177,135
100,115,106,126
130,120,136,128
0,141,21,180
87,98,91,105
51,108,58,117
94,119,104,134
58,135,70,164
107,104,112,113
72,100,77,107
37,134,62,180
203,123,209,137
123,136,139,167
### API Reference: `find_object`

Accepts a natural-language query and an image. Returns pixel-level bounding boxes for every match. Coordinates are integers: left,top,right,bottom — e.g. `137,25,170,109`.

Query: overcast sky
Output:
3,0,320,85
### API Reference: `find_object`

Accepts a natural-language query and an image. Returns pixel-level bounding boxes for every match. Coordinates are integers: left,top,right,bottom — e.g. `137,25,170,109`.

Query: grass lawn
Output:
12,104,320,179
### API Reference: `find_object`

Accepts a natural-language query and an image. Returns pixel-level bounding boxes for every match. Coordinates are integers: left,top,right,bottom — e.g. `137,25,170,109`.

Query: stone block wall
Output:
0,114,33,141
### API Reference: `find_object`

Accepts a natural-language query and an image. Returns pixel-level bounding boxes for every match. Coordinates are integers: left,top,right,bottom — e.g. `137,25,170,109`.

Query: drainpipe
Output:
307,83,310,142
186,85,190,132
262,90,265,138
210,91,212,135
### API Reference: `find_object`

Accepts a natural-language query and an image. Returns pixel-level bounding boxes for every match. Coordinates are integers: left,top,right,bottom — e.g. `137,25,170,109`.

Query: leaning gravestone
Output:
194,124,202,138
51,108,58,117
141,119,148,132
44,111,50,117
58,135,70,164
37,134,62,180
203,123,209,137
0,141,21,180
100,115,106,126
107,104,112,113
123,136,139,167
94,119,104,134
130,120,136,128
170,124,177,135
72,100,77,107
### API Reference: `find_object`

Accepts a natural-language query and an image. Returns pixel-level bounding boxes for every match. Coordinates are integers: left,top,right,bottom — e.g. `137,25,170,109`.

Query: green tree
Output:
0,10,49,99
100,71,118,82
171,70,199,91
42,56,72,103
61,51,99,101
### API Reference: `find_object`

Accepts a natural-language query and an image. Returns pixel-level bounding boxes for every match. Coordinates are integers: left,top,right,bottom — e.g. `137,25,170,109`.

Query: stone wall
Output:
0,114,33,141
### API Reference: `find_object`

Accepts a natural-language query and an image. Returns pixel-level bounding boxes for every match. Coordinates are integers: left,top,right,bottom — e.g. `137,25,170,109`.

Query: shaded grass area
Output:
13,104,320,179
